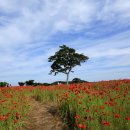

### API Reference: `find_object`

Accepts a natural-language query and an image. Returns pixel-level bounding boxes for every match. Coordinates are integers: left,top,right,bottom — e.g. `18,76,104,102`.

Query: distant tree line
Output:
18,78,88,86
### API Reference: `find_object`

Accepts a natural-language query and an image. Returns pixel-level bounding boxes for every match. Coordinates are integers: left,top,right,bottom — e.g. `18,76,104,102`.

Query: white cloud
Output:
0,0,130,85
96,0,130,23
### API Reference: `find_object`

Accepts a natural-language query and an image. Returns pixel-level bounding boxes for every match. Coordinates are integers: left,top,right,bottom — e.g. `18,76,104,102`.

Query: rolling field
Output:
0,79,130,130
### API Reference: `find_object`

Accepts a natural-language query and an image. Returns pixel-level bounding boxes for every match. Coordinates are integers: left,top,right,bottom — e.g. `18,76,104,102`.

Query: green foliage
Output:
32,82,41,86
42,83,50,86
0,87,31,129
18,82,25,86
48,45,89,84
32,82,49,86
25,80,34,86
18,80,51,86
0,82,8,87
32,80,130,130
72,78,87,83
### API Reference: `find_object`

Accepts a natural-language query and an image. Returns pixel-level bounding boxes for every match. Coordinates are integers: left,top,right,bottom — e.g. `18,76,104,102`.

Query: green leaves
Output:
48,45,89,84
0,82,8,87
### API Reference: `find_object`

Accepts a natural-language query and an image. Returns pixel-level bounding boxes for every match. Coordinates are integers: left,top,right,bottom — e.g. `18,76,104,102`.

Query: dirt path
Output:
21,99,68,130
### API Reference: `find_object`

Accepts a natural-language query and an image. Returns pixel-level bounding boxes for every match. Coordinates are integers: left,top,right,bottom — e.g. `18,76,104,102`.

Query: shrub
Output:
72,78,87,83
25,80,34,86
42,83,50,86
0,82,8,87
18,82,25,86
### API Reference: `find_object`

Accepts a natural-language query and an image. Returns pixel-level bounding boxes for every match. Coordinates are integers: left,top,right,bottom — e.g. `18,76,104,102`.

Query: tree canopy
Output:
48,45,89,84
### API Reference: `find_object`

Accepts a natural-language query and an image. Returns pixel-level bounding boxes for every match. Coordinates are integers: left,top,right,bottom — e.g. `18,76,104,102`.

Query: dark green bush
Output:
72,78,87,83
25,80,34,86
18,82,25,86
0,82,8,87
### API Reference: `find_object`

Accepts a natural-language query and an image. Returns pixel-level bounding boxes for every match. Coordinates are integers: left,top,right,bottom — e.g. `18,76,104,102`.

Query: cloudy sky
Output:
0,0,130,85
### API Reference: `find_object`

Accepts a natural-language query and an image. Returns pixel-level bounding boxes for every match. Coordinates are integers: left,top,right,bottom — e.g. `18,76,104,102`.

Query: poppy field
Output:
0,79,130,130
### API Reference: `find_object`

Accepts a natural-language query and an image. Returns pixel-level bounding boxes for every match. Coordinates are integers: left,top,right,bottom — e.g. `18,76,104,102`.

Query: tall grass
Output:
0,87,32,130
0,79,130,130
32,80,130,130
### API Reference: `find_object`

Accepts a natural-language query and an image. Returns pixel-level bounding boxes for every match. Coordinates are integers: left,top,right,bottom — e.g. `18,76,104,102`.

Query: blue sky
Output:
0,0,130,85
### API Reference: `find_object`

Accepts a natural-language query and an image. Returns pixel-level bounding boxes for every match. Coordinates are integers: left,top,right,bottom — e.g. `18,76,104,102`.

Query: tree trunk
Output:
66,73,69,85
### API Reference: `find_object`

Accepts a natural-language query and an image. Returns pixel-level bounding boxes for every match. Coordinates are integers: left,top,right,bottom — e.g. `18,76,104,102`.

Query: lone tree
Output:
48,45,89,85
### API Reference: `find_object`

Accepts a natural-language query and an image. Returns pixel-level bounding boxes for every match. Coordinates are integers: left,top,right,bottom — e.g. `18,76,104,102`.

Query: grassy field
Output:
0,79,130,130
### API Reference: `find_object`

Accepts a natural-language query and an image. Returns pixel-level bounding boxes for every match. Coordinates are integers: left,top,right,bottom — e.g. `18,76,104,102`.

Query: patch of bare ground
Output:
20,98,69,130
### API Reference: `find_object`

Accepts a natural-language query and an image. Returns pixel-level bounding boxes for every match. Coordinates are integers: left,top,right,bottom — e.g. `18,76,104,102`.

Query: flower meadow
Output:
0,79,130,130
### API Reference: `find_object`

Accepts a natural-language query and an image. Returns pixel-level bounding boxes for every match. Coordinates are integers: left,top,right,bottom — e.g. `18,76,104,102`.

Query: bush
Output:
33,82,42,86
42,83,50,86
25,80,34,86
18,82,25,86
0,82,8,87
72,78,87,83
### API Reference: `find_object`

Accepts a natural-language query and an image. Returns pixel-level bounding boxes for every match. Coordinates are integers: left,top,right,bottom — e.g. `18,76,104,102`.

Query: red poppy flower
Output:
100,106,104,110
115,114,120,118
78,124,83,128
14,119,18,123
75,115,80,119
126,117,130,121
103,121,110,126
78,124,87,129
